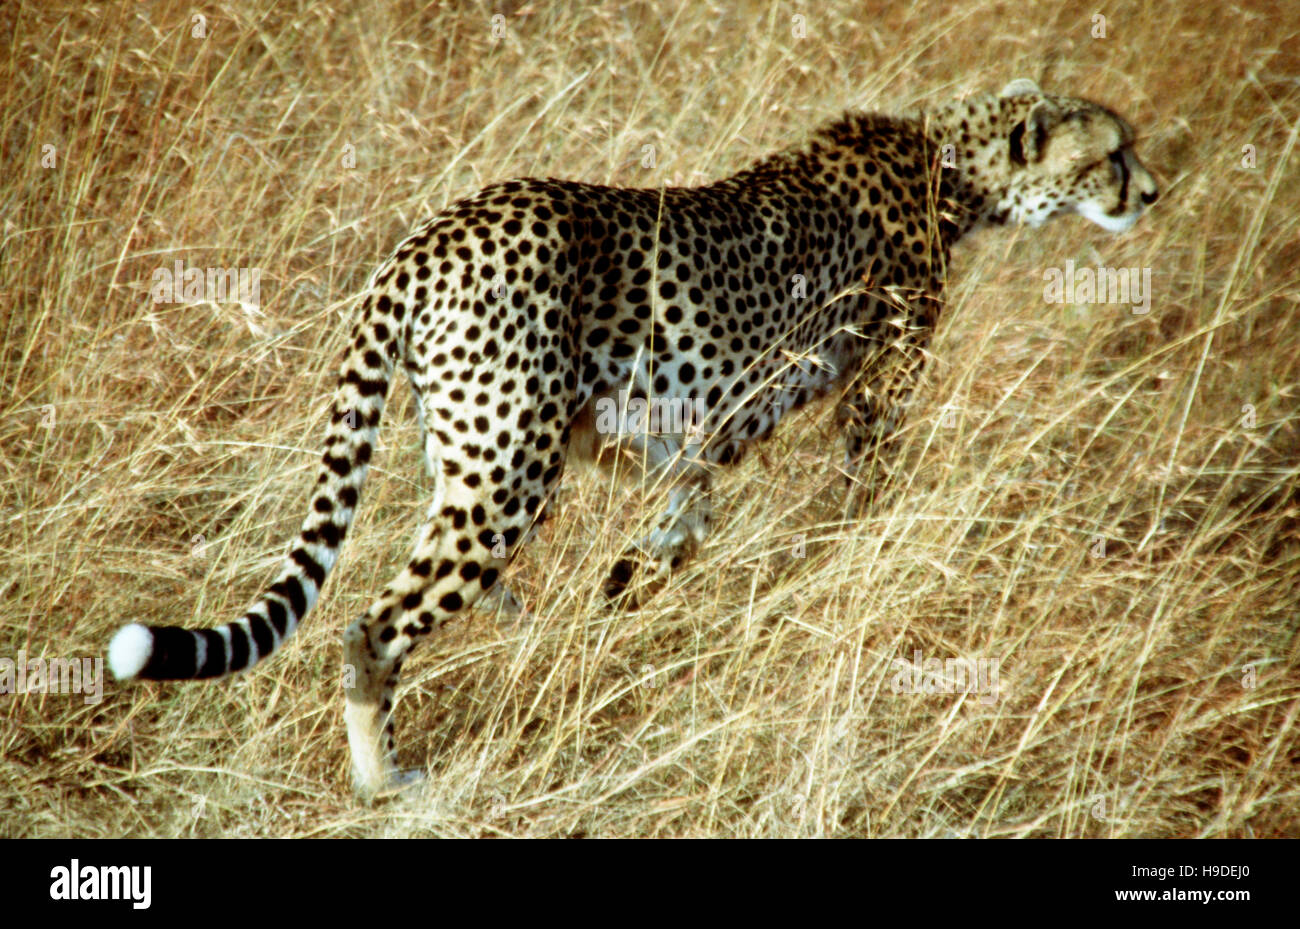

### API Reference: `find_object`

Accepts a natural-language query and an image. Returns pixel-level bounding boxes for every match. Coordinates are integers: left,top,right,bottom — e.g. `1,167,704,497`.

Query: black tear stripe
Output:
1008,123,1026,166
1113,153,1130,212
1032,119,1048,159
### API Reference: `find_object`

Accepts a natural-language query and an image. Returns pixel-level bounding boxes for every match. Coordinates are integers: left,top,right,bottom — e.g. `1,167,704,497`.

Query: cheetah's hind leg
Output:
476,583,530,626
418,400,533,629
343,453,558,798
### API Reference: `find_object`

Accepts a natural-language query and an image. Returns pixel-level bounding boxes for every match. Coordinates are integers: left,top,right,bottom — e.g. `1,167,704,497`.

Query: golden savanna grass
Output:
2,0,1298,837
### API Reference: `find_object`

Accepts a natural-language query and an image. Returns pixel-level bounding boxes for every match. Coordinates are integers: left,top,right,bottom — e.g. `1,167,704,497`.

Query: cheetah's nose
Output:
1140,189,1158,206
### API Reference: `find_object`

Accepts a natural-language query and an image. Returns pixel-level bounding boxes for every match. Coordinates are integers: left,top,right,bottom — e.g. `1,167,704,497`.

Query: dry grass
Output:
2,0,1298,838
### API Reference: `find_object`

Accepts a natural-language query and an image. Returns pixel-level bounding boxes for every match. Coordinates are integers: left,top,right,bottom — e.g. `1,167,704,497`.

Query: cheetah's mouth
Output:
1076,201,1144,233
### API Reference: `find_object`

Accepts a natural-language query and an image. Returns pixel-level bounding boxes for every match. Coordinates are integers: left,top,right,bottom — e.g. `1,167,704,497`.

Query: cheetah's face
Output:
998,83,1158,233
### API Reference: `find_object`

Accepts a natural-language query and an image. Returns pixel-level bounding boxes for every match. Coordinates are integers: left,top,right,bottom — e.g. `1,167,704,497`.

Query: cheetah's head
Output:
993,79,1158,233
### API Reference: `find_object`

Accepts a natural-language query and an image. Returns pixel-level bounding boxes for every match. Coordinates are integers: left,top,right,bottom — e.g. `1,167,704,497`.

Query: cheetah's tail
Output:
108,296,396,681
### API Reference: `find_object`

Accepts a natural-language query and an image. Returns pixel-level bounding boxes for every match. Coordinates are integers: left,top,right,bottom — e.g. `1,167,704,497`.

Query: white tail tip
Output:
108,623,154,680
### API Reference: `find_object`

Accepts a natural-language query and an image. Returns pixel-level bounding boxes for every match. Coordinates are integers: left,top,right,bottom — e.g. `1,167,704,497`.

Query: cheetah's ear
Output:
999,78,1042,98
1008,99,1062,166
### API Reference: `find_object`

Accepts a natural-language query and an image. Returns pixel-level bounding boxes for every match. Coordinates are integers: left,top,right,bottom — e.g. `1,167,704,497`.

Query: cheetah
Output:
109,79,1158,797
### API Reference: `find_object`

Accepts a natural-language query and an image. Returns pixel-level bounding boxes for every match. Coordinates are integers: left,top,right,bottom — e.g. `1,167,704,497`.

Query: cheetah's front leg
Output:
604,481,713,605
837,389,905,517
477,584,529,623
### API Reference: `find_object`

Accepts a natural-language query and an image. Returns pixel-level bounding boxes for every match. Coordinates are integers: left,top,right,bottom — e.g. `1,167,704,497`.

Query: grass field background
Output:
3,0,1298,837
